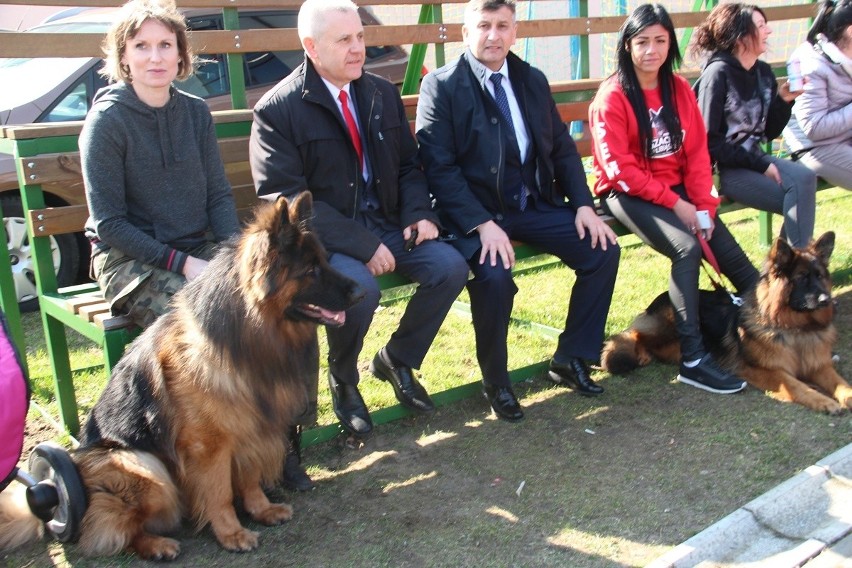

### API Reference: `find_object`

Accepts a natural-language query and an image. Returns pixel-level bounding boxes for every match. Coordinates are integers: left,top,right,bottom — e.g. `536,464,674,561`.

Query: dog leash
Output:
697,233,744,307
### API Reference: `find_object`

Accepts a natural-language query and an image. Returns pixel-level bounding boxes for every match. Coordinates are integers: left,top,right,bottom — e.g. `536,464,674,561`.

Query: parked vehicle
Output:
1,7,410,311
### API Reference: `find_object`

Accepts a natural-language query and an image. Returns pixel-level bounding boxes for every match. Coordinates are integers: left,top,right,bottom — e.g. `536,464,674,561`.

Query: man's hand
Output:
181,256,209,281
366,243,396,276
476,220,514,269
575,205,617,250
404,219,439,247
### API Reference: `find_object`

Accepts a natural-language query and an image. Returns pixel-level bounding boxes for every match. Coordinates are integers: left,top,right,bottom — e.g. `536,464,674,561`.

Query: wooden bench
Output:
1,88,820,443
1,103,577,438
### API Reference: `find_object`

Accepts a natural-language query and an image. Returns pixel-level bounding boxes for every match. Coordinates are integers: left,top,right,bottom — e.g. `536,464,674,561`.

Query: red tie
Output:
338,90,363,167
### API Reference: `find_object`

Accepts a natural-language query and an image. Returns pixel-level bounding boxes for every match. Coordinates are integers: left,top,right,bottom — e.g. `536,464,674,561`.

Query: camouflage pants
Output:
90,242,219,329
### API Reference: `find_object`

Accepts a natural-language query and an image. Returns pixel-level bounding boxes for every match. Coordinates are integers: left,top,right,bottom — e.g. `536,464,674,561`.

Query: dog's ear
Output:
813,231,835,266
289,191,314,230
769,237,795,273
274,195,292,229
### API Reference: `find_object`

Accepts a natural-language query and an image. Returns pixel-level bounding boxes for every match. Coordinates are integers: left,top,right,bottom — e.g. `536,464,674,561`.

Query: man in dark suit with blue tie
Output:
416,0,621,421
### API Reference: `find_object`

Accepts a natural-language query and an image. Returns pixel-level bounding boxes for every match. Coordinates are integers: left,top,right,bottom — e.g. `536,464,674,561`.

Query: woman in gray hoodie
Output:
784,0,852,190
80,0,239,329
692,3,816,248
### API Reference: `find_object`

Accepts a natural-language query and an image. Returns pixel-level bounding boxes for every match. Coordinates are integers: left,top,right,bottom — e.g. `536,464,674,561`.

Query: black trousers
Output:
601,188,759,361
326,214,469,385
467,198,620,387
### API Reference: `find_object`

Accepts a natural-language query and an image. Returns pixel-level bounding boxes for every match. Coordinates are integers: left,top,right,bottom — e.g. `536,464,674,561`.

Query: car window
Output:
40,62,107,123
237,13,301,87
41,82,89,122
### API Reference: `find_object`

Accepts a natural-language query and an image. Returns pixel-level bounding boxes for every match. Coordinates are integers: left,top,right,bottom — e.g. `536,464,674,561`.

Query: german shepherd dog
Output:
602,232,852,414
0,193,363,559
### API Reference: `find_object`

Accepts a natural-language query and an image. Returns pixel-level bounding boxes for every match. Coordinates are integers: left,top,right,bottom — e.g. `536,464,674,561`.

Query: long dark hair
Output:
690,3,768,58
807,0,852,46
616,3,682,157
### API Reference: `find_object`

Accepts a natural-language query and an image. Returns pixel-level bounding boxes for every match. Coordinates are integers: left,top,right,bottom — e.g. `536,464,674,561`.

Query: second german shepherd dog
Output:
0,193,363,559
601,232,852,414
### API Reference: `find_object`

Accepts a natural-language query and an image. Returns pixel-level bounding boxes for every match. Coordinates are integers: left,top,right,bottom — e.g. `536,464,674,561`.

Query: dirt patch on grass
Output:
6,288,851,568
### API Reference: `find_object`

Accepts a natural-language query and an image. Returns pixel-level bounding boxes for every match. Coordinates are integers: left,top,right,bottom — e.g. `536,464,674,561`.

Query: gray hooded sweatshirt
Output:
82,82,239,273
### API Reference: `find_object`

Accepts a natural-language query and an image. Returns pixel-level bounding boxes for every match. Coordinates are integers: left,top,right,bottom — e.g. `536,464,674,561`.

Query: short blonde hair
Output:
101,0,193,83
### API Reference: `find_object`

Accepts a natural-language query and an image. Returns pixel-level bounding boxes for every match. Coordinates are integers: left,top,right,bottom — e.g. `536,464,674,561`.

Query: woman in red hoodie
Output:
589,3,758,394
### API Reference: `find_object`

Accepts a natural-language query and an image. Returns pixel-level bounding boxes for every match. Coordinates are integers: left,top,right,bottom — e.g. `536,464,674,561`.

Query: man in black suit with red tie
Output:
250,0,468,488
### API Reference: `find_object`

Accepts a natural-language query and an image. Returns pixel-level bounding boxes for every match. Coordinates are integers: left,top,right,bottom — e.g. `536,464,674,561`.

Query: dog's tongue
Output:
320,308,346,327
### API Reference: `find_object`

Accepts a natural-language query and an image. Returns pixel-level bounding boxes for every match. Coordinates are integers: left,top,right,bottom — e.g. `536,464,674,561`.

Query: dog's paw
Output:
252,502,293,525
814,398,844,415
217,528,259,552
132,535,181,561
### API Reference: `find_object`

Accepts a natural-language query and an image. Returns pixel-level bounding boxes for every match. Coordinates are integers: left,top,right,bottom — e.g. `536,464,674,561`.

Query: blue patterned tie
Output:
490,73,527,211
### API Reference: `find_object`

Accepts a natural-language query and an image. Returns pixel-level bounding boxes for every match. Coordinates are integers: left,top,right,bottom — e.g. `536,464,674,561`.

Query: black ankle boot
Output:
282,425,315,492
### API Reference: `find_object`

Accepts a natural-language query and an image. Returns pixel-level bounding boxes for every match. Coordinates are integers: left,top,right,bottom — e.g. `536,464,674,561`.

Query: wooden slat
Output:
57,281,100,294
213,109,254,124
0,33,104,58
0,5,817,59
218,136,249,163
4,122,84,140
5,110,252,141
93,312,135,331
65,294,108,313
29,205,88,237
557,101,592,123
78,302,111,322
17,153,82,185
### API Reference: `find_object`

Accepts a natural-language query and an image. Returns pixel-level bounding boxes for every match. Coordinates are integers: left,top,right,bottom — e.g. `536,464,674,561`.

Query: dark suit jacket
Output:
250,57,436,262
416,50,593,259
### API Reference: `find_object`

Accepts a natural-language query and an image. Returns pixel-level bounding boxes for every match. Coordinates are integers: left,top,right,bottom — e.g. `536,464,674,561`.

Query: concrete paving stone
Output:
747,474,852,540
709,533,817,566
646,509,771,568
806,533,852,567
817,444,852,481
647,444,852,568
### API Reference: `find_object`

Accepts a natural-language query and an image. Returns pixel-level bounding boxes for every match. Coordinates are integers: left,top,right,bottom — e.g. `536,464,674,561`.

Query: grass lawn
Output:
6,187,851,567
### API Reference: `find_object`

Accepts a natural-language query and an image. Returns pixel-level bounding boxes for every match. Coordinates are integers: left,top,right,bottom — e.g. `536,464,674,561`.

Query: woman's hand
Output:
763,162,783,185
672,198,698,234
181,256,209,281
779,80,805,103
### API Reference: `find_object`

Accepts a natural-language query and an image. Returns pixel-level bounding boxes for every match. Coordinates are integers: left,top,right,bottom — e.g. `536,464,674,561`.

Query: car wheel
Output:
2,194,81,312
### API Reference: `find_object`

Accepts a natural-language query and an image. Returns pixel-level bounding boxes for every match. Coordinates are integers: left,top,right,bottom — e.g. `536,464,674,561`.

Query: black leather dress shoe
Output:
548,357,604,396
370,347,435,413
482,384,524,422
328,373,373,435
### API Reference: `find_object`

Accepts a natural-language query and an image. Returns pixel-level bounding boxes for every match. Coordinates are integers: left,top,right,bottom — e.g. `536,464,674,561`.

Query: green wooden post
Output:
578,0,589,79
223,7,248,109
0,198,26,371
758,210,773,247
15,135,84,434
401,4,444,95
